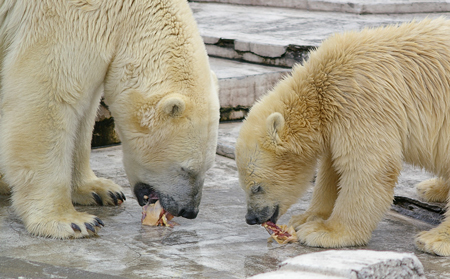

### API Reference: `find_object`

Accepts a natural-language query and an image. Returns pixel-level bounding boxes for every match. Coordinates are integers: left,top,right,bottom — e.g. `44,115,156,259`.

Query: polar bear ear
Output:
160,95,186,118
266,112,285,144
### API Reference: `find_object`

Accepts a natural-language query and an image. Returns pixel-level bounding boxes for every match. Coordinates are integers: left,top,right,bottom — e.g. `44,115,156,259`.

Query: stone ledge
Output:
205,38,313,68
190,0,450,14
192,2,450,69
209,57,291,107
250,250,426,279
209,57,290,120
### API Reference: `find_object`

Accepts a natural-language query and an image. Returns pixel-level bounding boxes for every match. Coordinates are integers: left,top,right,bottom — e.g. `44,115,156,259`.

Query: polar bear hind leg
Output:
416,177,449,203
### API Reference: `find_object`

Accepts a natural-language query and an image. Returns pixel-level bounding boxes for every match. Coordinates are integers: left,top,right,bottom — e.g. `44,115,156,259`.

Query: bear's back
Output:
305,18,450,174
302,18,449,120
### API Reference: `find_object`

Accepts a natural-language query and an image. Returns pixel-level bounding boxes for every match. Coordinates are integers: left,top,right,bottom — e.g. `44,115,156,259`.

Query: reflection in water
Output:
161,230,200,246
128,229,211,279
244,254,280,278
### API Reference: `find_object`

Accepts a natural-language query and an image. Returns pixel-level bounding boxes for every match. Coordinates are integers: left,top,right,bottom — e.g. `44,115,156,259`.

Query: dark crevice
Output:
392,195,445,225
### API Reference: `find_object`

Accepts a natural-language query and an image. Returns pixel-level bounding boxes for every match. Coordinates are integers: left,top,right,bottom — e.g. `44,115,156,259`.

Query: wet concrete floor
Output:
1,137,450,278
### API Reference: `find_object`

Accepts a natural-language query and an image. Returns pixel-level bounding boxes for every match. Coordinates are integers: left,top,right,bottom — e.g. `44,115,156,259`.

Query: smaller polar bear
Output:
236,18,450,256
0,0,219,239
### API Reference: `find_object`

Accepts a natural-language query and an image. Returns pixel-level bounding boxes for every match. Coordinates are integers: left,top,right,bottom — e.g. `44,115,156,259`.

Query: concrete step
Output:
191,2,450,67
209,57,290,120
190,0,450,14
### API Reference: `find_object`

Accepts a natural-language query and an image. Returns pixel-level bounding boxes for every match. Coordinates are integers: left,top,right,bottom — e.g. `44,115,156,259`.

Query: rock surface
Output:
250,250,426,278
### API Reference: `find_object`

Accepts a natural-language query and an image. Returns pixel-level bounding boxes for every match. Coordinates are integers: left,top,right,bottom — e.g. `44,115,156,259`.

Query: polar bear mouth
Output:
143,191,159,205
134,182,160,206
269,205,280,224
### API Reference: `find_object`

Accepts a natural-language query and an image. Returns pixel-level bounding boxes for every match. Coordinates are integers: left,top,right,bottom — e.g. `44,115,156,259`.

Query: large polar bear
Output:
236,18,450,256
0,0,219,238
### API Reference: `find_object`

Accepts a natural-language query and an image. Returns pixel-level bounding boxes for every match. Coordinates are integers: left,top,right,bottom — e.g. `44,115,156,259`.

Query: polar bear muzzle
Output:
245,204,279,225
134,182,199,219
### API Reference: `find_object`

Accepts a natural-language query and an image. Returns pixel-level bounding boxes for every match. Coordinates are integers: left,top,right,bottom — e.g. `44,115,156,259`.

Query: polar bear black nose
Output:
179,208,199,219
245,212,260,225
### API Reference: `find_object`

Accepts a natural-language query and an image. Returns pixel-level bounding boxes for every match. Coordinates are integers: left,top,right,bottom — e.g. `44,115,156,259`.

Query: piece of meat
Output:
262,221,298,244
141,200,178,227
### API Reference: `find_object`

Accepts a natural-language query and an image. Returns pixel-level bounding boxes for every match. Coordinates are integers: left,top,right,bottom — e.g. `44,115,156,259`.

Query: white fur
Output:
236,18,450,256
0,0,219,238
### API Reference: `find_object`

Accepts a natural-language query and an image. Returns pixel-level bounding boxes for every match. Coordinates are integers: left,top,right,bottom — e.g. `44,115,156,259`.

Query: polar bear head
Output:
235,86,322,225
111,72,219,219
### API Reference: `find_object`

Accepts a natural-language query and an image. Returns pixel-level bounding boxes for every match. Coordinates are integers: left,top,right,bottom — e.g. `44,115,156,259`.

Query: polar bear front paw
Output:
289,212,325,229
26,210,104,239
416,178,449,203
415,228,450,256
296,219,369,248
72,177,125,206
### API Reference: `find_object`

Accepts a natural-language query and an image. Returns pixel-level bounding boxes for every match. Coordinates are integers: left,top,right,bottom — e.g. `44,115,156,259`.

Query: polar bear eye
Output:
181,166,196,177
251,185,264,194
